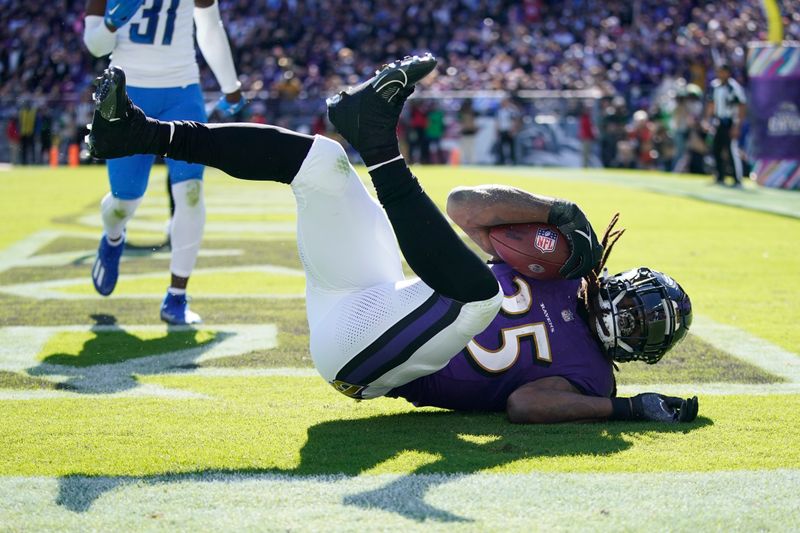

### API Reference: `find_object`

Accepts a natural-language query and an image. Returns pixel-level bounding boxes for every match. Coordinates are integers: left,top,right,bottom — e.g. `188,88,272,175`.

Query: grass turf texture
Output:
2,376,799,476
0,329,774,386
1,164,799,529
2,166,798,354
37,330,218,367
0,370,69,390
57,271,305,296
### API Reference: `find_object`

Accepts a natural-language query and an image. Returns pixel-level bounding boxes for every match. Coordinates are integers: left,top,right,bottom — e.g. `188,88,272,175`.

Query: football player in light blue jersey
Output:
83,0,245,324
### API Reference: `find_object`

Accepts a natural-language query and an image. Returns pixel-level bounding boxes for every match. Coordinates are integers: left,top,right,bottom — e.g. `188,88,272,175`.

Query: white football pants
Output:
290,135,502,399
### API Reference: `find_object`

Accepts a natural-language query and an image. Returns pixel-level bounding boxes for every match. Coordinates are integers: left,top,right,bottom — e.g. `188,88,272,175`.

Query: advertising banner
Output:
747,43,800,189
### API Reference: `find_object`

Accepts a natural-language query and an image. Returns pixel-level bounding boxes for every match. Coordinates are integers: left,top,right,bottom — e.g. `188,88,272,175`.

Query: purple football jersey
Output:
388,263,615,411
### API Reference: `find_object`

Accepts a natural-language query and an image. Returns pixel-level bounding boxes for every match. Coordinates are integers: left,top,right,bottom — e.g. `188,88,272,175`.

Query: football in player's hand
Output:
488,223,570,280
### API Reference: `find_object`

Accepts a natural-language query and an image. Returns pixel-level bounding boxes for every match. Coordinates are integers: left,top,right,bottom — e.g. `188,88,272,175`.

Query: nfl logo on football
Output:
533,228,558,254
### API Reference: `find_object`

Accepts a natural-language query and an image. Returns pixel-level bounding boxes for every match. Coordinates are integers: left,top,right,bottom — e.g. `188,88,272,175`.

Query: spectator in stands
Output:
458,99,478,165
599,98,625,168
671,83,703,173
681,89,709,175
652,119,673,171
630,110,656,169
426,104,445,164
686,119,710,175
311,113,327,136
2,0,799,112
578,104,596,168
671,90,691,172
39,108,52,164
2,0,800,163
249,102,269,125
18,101,36,165
59,105,79,151
407,103,429,164
6,117,20,165
496,98,519,165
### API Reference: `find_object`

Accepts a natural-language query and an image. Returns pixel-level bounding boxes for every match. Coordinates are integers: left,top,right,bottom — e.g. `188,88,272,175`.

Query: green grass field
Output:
1,163,799,531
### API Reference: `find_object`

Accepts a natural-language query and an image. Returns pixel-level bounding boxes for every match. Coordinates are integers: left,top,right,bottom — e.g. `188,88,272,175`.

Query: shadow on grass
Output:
56,410,712,522
26,314,226,394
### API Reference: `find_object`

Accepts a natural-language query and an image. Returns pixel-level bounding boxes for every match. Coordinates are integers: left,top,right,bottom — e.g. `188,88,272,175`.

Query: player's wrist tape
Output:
610,397,636,421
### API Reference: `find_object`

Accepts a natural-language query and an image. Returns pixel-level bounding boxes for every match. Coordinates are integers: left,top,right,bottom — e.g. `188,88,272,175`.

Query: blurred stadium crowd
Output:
2,0,799,168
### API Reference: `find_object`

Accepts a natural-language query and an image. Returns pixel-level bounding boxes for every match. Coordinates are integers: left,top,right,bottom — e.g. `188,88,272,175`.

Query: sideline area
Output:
493,167,800,219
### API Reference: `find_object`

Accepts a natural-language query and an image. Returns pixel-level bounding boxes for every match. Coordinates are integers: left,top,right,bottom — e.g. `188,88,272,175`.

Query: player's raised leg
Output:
87,67,406,325
88,67,315,184
88,60,504,399
314,55,505,396
327,54,500,304
90,60,499,303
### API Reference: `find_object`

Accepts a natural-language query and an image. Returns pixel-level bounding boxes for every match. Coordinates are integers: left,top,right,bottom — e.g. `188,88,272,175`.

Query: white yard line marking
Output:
189,367,318,378
0,324,278,398
76,214,296,234
1,471,798,529
18,248,244,268
690,315,800,383
0,264,306,300
133,205,296,215
0,384,207,400
617,382,800,396
0,230,61,274
3,314,800,398
2,234,798,396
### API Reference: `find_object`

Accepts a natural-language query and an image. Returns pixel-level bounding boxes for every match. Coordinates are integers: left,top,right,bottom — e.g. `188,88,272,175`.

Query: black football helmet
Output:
593,267,693,364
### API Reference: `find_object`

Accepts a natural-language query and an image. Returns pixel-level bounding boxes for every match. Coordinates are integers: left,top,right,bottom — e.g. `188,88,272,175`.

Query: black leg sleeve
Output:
369,160,498,303
164,121,314,184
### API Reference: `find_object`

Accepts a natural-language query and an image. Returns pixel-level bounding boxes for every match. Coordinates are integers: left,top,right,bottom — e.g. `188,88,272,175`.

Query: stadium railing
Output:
0,89,603,167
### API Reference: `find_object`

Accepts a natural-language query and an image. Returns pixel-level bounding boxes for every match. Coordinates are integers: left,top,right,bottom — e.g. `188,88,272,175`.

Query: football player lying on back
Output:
87,54,697,424
389,190,696,423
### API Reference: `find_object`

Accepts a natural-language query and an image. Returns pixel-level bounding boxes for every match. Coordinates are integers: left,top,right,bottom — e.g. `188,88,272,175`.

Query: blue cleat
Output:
160,291,202,325
91,233,125,296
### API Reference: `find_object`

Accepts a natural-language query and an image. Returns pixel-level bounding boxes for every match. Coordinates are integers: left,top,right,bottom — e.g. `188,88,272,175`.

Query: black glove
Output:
547,200,603,279
611,393,699,423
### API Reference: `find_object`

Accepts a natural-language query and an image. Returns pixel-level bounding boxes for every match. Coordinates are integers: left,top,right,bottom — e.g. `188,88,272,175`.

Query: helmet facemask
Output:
594,267,692,364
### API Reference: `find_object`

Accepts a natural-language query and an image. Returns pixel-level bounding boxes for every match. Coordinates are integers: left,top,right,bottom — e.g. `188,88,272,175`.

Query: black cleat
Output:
94,66,130,122
87,67,159,159
327,53,437,162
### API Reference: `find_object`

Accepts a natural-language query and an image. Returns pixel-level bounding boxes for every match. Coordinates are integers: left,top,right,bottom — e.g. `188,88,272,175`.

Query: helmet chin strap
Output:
593,267,613,343
594,292,616,350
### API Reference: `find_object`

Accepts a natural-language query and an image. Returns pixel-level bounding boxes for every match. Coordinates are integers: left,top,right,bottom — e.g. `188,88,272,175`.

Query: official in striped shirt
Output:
706,63,747,186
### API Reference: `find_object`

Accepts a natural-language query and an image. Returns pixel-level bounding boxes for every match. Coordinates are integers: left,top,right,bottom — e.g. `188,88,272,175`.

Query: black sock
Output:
369,160,498,302
123,115,172,157
610,397,634,420
156,121,314,184
361,143,401,168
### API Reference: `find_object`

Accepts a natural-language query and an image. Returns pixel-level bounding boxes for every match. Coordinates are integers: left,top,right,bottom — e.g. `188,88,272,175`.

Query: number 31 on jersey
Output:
130,0,180,45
